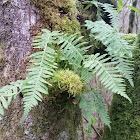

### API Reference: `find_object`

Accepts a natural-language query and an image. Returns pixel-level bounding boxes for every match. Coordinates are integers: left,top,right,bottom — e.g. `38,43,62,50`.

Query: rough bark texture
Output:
0,0,83,139
128,0,138,33
0,0,40,84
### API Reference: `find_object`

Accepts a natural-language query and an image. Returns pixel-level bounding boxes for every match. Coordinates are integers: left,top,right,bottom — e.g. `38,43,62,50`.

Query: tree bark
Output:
0,0,83,139
128,0,138,33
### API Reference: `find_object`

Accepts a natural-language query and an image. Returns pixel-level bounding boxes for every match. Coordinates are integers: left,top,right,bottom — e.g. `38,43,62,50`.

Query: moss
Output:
60,17,81,35
51,70,83,96
31,0,79,34
122,34,136,45
77,0,97,23
63,0,77,14
102,33,140,140
31,96,82,140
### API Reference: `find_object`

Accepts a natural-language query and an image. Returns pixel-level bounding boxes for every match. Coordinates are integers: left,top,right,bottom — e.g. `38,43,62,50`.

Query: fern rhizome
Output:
0,0,134,132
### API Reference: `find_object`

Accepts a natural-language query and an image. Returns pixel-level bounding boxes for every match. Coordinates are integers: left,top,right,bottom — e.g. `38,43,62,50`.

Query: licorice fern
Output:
0,27,133,127
80,89,111,128
84,53,131,102
58,34,91,70
85,20,132,57
21,29,59,122
78,2,134,137
84,1,134,87
0,80,23,116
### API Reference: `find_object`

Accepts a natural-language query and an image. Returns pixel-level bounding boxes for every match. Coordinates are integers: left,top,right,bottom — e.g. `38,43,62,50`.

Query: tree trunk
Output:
128,0,138,33
0,0,84,139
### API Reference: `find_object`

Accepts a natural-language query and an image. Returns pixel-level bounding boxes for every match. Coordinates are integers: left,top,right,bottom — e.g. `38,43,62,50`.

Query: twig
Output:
83,117,102,138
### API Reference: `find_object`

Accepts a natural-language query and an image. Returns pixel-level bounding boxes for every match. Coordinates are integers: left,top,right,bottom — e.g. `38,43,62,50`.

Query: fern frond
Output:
99,2,119,30
85,20,133,57
21,29,59,122
93,91,111,128
111,56,134,87
59,34,91,70
80,90,111,128
0,80,23,116
83,1,119,30
84,53,131,102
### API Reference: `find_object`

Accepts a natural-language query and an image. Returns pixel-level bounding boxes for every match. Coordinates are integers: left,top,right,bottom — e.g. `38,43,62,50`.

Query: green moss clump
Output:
51,70,83,96
63,0,77,14
60,17,81,35
122,34,136,45
102,32,140,140
31,0,79,33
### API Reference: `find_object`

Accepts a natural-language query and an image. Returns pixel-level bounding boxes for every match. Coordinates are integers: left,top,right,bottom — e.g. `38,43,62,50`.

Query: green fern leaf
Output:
84,53,131,102
93,91,111,128
80,90,111,128
21,29,59,122
78,66,93,83
99,2,119,30
85,20,132,57
59,34,91,70
0,80,23,116
112,56,134,87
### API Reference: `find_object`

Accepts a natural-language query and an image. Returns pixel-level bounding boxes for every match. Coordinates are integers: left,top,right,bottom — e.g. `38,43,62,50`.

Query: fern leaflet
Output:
99,2,119,30
78,66,93,83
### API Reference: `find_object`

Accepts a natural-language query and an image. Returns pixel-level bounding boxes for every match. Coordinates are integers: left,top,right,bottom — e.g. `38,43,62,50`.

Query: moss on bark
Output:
30,0,80,35
31,94,82,140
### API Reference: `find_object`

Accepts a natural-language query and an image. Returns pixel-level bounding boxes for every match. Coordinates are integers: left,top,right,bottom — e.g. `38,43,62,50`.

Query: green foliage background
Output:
102,33,140,140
